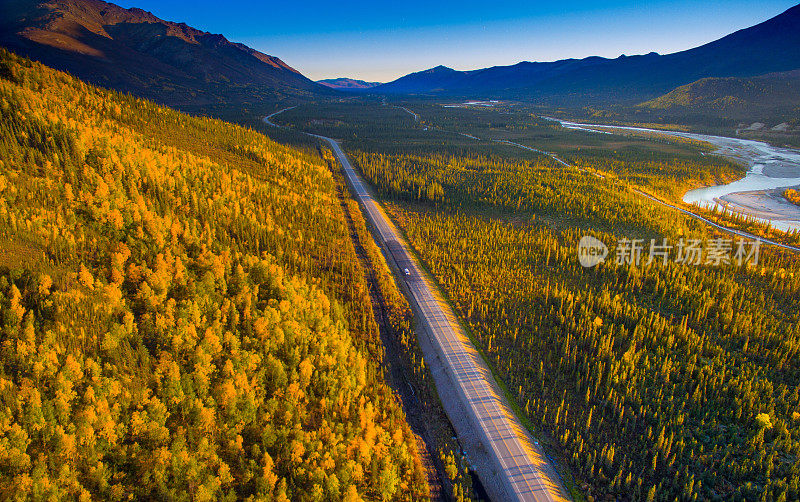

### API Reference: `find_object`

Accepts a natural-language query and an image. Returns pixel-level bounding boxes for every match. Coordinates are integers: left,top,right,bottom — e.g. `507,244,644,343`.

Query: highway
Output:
315,136,569,502
264,109,569,501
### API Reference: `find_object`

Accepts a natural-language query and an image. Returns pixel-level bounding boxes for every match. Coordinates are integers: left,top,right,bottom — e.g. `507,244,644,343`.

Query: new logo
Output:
578,236,608,268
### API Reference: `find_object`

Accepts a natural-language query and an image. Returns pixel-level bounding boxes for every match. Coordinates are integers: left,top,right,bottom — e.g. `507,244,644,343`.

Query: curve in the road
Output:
264,106,296,127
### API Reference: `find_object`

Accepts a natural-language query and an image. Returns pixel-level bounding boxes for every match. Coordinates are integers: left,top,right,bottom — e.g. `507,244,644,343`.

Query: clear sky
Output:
115,0,798,82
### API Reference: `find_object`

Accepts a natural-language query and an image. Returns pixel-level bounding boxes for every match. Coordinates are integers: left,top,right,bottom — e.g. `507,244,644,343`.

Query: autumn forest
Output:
3,1,800,499
0,50,429,500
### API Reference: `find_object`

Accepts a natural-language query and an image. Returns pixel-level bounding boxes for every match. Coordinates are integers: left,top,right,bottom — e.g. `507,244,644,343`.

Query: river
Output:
546,118,800,232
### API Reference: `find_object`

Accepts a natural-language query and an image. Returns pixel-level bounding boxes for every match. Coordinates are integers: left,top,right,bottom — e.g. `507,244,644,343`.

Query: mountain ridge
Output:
0,0,332,109
374,4,800,106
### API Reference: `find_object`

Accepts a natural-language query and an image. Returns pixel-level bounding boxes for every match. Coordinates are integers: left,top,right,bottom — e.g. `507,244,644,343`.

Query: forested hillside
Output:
0,49,428,500
353,147,800,501
639,71,800,121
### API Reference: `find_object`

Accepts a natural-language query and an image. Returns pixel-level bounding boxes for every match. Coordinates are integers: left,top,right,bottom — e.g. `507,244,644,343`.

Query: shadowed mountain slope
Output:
0,0,332,109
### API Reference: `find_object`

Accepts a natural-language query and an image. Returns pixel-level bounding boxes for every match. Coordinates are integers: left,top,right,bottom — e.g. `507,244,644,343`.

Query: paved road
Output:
318,136,570,502
264,110,569,500
264,106,295,126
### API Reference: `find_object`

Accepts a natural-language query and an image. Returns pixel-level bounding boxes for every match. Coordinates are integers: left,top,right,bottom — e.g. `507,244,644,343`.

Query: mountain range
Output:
2,0,799,118
317,77,381,90
0,0,331,110
374,4,800,107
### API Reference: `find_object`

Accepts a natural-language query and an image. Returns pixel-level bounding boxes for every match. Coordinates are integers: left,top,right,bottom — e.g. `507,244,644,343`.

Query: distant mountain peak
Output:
427,65,458,73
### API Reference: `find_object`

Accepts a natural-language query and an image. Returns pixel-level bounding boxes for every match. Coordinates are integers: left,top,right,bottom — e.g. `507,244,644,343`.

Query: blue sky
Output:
116,0,798,82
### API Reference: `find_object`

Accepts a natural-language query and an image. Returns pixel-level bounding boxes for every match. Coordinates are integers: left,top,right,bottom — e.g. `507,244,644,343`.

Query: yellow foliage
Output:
785,188,800,206
0,49,428,501
78,264,94,289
